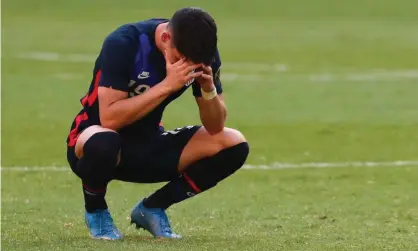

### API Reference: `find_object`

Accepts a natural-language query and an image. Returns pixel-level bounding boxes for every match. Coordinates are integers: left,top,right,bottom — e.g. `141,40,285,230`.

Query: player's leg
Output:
130,126,249,238
177,126,248,172
141,126,248,208
68,125,123,240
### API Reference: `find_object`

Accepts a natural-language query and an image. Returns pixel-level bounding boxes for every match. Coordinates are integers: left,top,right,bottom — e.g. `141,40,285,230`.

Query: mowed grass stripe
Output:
2,160,418,172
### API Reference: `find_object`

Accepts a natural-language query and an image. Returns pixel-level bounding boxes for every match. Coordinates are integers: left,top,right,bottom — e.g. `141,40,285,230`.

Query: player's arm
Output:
99,84,171,130
98,36,201,131
194,64,227,135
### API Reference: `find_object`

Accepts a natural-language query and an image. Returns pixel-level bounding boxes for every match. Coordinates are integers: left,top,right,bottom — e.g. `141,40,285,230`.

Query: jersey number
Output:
162,126,194,136
129,83,150,97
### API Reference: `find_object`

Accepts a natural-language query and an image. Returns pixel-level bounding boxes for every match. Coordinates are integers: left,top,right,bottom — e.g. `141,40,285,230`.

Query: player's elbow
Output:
202,113,227,135
100,117,120,131
205,123,225,135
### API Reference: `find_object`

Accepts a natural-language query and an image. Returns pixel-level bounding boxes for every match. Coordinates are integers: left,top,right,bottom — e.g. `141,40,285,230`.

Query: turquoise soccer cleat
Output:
84,209,123,240
130,200,181,239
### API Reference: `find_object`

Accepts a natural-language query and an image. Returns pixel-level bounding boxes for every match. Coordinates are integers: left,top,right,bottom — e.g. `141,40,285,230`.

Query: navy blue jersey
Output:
67,19,222,146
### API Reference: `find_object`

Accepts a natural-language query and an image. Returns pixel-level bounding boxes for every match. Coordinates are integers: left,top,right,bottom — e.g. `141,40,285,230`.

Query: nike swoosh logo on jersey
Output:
138,71,150,79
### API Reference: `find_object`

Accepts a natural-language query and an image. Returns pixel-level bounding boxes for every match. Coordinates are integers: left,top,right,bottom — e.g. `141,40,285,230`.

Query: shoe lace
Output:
100,211,116,233
156,210,172,234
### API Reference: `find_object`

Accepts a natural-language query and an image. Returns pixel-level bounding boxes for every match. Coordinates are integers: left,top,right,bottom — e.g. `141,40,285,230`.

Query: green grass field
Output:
2,0,418,250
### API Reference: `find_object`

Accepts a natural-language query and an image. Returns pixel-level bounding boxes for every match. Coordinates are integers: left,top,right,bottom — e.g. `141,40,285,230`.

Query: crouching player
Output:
66,7,249,240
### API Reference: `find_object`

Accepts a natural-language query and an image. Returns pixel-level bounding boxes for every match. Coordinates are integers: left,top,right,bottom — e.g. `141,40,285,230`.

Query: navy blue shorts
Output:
67,125,201,183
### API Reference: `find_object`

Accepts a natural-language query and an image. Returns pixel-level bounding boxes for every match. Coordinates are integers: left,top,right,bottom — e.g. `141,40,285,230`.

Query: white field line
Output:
222,70,418,82
2,160,418,172
18,52,418,82
17,52,96,63
17,52,286,71
18,52,289,76
309,71,418,82
243,160,418,169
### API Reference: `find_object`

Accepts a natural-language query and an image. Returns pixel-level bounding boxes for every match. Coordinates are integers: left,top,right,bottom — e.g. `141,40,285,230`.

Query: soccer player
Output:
66,7,249,240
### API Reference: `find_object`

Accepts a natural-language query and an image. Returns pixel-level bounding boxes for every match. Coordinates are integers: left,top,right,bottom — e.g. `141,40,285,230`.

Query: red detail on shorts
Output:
83,184,107,193
183,173,201,193
68,112,88,147
82,70,102,106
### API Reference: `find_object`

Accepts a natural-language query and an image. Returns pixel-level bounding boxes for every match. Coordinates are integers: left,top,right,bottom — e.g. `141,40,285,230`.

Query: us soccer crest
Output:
185,70,195,86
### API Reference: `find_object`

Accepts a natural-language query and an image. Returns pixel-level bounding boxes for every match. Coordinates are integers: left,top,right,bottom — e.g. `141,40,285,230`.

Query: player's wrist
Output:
200,83,215,93
159,79,176,94
201,87,218,100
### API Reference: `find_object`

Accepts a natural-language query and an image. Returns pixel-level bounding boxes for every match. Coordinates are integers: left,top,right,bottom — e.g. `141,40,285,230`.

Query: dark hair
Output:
169,7,217,65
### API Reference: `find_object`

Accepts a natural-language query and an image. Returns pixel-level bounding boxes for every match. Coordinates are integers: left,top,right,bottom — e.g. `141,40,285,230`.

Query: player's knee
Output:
216,128,249,169
230,141,250,168
213,140,249,180
218,127,247,150
224,128,249,168
83,131,120,162
76,131,121,182
75,126,118,159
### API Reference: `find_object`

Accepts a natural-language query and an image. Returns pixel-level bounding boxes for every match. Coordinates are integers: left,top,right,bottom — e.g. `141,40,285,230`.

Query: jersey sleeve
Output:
192,49,223,97
98,34,136,92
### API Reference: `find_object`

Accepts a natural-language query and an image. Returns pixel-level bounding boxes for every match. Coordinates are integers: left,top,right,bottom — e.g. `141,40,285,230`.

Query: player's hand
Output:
164,50,203,93
196,65,215,92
